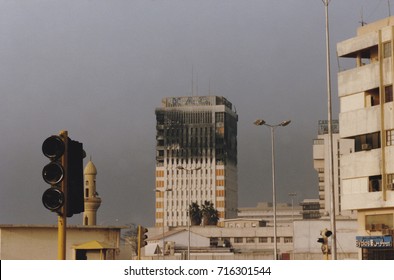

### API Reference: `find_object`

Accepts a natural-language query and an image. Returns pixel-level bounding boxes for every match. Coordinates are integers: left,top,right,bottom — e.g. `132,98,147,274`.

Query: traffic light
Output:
42,132,85,217
66,139,85,217
317,228,332,257
42,135,66,213
138,225,149,248
137,225,148,259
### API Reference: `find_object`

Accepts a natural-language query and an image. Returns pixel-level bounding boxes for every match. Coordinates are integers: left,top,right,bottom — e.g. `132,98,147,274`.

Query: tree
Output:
189,202,202,226
122,223,138,258
201,200,219,226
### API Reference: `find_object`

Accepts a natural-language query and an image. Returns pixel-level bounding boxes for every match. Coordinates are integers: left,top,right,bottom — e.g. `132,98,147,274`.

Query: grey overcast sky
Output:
0,0,391,226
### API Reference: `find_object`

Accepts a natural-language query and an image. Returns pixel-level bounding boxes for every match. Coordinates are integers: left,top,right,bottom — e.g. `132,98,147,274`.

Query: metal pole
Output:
253,119,290,260
187,170,191,260
271,127,278,260
323,0,337,260
162,191,165,259
58,130,68,260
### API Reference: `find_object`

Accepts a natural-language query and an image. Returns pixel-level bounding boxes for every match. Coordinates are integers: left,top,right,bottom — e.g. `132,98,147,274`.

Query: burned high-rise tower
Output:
155,96,238,227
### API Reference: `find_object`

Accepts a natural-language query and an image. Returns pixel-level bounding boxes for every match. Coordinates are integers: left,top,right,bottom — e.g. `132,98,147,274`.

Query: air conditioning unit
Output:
362,143,372,150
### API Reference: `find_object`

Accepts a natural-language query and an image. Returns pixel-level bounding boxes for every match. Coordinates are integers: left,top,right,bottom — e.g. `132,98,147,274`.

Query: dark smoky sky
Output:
0,0,390,226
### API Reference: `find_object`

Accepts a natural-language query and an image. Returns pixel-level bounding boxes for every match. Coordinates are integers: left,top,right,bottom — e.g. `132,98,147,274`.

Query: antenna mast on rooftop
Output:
360,7,367,26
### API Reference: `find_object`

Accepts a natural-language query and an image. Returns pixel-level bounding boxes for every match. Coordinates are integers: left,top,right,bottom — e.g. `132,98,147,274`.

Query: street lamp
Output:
254,119,291,260
288,192,297,260
155,188,172,259
177,165,201,260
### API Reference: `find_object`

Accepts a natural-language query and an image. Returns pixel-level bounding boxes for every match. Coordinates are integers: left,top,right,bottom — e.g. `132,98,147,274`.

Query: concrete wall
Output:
0,225,122,260
294,219,358,260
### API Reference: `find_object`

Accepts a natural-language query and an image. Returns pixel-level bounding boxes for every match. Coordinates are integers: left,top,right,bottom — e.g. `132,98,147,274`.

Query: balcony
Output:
337,31,378,58
338,62,380,97
339,106,380,138
341,149,381,179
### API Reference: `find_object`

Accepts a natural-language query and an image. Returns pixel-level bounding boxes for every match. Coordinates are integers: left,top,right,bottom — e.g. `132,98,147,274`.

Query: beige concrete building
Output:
145,223,294,260
312,120,355,217
0,224,124,260
144,217,358,260
294,218,358,260
337,16,394,259
237,202,302,225
155,96,238,228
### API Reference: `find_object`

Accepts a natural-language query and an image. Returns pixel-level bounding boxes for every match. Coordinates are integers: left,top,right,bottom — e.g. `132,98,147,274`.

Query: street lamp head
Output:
253,119,266,126
280,120,291,127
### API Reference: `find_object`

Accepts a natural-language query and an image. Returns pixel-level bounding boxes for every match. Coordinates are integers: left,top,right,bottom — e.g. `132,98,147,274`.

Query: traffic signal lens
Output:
42,136,65,160
42,188,64,211
42,162,64,185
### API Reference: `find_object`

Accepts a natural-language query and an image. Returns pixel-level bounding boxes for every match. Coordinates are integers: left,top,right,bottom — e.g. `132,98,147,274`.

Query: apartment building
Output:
313,120,354,217
154,96,238,227
337,16,394,259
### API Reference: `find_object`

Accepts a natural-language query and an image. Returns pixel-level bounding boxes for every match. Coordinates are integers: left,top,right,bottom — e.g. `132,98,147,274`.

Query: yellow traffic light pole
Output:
137,225,149,260
137,225,142,260
58,130,68,260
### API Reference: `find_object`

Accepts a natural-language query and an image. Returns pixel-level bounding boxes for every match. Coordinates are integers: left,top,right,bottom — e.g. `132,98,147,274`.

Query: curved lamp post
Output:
254,119,291,260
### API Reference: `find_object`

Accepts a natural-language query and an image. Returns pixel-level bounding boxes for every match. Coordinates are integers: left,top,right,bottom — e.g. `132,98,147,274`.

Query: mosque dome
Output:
84,160,97,175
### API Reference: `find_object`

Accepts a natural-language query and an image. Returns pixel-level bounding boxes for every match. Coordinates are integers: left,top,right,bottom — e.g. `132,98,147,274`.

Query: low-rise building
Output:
0,224,124,260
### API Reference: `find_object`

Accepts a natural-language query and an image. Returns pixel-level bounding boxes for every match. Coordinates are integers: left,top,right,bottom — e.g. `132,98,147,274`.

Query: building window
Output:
387,174,394,191
284,237,293,243
354,132,381,152
365,88,380,106
246,237,255,243
386,130,394,146
234,237,243,243
258,237,268,243
369,175,382,192
365,214,393,231
385,85,393,103
270,237,280,243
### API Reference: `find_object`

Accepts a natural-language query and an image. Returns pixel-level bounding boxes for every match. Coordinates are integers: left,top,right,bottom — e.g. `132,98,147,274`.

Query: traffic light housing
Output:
66,139,85,217
317,228,332,255
42,135,66,213
42,132,85,217
138,225,149,248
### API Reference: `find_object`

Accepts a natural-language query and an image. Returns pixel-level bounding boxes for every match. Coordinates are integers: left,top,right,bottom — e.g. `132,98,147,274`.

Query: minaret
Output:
83,159,101,226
